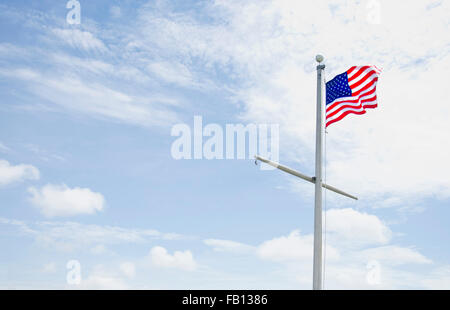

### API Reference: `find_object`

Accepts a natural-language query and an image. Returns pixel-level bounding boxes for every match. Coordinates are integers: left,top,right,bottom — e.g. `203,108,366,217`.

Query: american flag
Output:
325,65,381,127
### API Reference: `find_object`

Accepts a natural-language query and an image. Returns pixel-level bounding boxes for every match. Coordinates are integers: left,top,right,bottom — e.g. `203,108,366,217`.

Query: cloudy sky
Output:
0,0,449,289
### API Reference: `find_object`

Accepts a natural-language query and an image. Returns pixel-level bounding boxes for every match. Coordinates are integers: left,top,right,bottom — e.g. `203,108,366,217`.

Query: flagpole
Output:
254,55,359,290
313,55,325,290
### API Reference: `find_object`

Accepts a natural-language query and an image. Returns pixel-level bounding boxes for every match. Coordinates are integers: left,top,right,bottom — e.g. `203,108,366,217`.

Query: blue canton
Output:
326,72,352,105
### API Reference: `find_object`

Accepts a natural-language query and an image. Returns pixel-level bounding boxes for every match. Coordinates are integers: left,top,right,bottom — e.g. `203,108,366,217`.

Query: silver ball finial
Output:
315,54,324,63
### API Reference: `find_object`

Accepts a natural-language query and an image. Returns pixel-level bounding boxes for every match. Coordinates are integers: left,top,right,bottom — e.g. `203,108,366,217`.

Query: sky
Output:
0,0,449,289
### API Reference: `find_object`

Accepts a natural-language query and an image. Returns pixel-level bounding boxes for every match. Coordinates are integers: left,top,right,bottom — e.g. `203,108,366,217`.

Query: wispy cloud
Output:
0,217,186,252
0,142,10,153
0,67,180,127
203,239,254,253
51,28,108,53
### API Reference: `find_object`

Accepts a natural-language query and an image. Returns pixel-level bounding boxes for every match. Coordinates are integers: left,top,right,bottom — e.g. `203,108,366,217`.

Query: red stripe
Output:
326,110,367,127
347,66,370,83
346,66,357,75
326,87,376,113
362,104,377,109
348,70,377,89
326,95,376,119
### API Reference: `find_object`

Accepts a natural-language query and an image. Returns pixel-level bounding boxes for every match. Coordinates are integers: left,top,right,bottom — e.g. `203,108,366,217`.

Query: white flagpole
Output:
313,55,325,290
255,54,357,290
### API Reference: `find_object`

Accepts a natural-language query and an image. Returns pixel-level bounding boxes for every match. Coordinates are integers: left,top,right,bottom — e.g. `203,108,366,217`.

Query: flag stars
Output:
326,72,352,105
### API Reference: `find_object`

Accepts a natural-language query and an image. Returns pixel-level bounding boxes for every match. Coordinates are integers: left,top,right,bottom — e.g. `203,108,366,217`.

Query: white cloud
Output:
28,184,105,217
200,207,435,288
253,207,433,288
255,208,392,265
326,208,392,247
150,246,197,271
257,230,340,262
422,266,450,289
203,239,254,253
359,245,432,266
0,159,39,186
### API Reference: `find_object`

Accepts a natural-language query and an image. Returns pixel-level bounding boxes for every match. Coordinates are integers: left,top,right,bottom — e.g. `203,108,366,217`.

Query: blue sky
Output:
0,0,450,289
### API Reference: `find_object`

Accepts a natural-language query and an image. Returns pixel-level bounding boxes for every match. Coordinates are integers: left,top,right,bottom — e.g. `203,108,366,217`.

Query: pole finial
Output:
315,54,324,63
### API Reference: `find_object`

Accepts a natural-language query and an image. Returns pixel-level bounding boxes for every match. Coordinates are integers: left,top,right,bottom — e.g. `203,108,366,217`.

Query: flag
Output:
325,65,381,127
